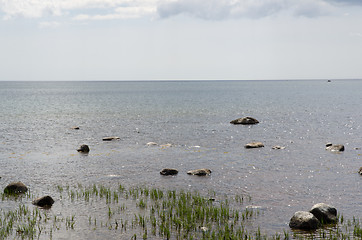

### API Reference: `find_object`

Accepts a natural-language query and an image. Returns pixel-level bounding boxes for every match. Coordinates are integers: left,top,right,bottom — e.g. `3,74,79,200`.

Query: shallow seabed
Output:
0,80,361,239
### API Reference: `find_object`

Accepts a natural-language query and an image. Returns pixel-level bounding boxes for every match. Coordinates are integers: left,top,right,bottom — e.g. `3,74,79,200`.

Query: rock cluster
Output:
289,203,337,230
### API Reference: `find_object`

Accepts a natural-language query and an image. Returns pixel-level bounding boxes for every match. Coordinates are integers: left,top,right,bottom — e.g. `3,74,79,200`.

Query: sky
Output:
0,0,362,81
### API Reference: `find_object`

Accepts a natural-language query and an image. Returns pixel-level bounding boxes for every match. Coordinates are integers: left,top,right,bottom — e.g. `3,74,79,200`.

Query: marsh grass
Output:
1,184,362,239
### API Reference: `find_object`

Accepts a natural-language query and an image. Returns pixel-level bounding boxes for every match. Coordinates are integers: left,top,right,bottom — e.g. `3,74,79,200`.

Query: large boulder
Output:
4,182,28,194
325,143,344,152
32,196,55,208
289,211,320,230
230,117,259,125
245,142,264,149
160,168,178,176
310,203,337,224
77,144,90,153
187,168,212,176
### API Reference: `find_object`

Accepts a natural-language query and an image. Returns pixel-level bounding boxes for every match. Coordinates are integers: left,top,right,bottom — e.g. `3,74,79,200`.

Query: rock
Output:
325,143,344,152
4,182,28,194
32,196,55,208
77,144,90,153
310,203,337,224
102,137,120,141
146,142,158,146
71,126,80,130
187,168,212,176
160,143,173,148
289,211,320,230
359,167,362,175
160,168,178,176
272,145,285,150
230,117,259,125
245,142,264,148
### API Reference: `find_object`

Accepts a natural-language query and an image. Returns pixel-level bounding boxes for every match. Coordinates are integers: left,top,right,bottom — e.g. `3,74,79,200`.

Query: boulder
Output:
230,117,259,125
289,211,320,230
187,168,212,176
245,142,264,148
325,143,344,152
103,137,120,141
32,196,55,208
310,203,337,224
160,168,178,176
77,144,90,153
160,143,173,148
4,182,28,194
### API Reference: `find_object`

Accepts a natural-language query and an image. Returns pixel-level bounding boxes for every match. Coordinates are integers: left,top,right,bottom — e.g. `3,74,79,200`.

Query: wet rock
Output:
4,182,28,194
230,117,259,125
245,142,264,148
77,144,90,153
359,167,362,175
160,168,178,176
310,203,337,224
187,168,212,176
146,142,158,146
102,136,120,141
32,196,55,208
289,211,320,230
325,143,344,152
272,145,285,150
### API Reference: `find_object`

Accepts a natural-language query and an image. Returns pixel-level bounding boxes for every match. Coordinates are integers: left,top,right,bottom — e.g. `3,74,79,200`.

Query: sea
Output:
0,80,361,239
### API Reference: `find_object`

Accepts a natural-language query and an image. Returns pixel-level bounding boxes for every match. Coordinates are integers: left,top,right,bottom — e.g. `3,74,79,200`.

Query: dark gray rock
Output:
310,203,337,224
245,142,264,149
102,137,120,141
289,211,320,230
325,143,344,152
77,144,90,153
32,196,55,208
230,117,259,125
4,182,28,194
160,168,178,176
187,168,212,176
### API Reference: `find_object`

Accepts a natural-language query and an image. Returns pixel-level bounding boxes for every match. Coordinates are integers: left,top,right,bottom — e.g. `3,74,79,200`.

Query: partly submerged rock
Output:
160,168,179,176
4,182,28,194
310,203,337,224
32,196,55,208
325,143,344,152
102,136,120,141
187,168,212,176
245,142,264,149
71,126,80,130
359,167,362,175
146,142,158,146
230,117,259,125
77,144,90,153
272,145,285,150
289,211,320,230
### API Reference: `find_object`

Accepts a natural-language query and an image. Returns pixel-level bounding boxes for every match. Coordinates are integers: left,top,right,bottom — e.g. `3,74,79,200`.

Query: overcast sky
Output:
0,0,362,81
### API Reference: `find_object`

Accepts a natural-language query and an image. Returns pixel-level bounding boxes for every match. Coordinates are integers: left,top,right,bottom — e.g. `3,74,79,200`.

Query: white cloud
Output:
0,0,361,21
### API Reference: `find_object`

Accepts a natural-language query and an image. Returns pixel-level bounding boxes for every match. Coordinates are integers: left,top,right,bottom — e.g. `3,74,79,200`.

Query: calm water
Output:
0,80,361,238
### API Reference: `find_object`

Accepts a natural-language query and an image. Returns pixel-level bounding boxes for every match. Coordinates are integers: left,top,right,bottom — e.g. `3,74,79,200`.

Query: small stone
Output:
71,126,80,130
310,203,337,224
102,137,120,141
289,211,320,230
272,145,285,150
230,117,259,125
245,142,264,149
187,169,212,176
4,182,28,194
160,143,172,148
32,196,55,208
325,144,344,152
77,144,90,153
146,142,158,146
359,167,362,175
160,168,178,176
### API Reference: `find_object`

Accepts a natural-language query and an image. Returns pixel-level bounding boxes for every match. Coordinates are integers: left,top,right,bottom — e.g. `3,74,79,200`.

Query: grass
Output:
0,184,362,239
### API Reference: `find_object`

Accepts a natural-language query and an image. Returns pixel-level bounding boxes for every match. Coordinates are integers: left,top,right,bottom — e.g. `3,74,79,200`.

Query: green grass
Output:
1,184,362,239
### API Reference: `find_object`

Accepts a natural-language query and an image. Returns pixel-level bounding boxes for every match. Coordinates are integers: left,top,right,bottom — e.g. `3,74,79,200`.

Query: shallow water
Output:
0,80,361,238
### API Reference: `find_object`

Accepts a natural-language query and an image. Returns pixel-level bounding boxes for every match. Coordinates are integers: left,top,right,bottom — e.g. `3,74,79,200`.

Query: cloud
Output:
0,0,360,21
38,21,61,28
